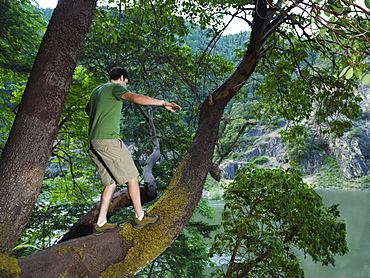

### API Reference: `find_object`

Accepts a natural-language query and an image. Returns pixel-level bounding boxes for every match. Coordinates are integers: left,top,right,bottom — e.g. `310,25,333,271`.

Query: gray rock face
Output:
331,133,370,179
219,83,370,181
242,135,286,167
332,83,370,179
220,160,245,180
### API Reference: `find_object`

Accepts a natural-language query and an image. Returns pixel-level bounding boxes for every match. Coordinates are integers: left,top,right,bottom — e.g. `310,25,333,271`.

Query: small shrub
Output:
284,142,312,164
347,127,362,138
252,156,269,165
208,188,224,200
323,156,339,169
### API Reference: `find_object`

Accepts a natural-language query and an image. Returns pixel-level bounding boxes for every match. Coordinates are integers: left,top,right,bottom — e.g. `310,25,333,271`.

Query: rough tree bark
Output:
0,0,98,255
15,2,272,277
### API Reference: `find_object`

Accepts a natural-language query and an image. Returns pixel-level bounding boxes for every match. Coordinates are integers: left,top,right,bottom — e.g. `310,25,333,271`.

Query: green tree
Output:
210,167,347,277
0,0,46,152
252,36,363,142
0,0,46,73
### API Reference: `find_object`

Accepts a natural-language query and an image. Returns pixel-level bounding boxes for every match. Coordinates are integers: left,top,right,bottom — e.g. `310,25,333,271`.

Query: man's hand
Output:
163,102,182,113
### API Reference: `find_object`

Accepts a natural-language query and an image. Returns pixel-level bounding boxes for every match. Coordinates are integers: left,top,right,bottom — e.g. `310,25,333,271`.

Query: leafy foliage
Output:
312,0,370,84
284,136,320,165
0,0,46,153
252,35,362,142
0,0,46,73
210,167,348,277
0,73,20,153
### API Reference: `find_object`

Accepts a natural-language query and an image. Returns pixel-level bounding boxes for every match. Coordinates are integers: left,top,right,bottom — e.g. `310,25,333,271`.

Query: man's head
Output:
109,67,130,81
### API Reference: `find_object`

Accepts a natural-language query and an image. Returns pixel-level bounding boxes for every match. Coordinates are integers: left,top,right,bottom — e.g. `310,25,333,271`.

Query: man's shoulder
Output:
94,82,119,89
111,83,129,99
91,83,108,94
91,83,128,100
100,83,127,92
100,82,116,90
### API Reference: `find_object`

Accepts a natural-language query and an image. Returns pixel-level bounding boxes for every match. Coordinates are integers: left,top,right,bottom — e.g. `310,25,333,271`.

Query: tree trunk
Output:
0,0,98,255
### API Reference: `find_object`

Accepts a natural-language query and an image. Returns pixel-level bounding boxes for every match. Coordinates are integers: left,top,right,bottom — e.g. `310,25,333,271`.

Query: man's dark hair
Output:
109,67,130,81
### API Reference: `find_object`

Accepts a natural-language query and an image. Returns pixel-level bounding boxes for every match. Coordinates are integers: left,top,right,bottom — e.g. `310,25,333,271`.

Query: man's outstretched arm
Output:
121,91,182,112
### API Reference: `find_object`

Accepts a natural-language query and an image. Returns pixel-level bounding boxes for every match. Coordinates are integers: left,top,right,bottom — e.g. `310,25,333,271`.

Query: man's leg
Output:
127,176,160,228
97,182,117,226
93,182,119,235
127,176,144,219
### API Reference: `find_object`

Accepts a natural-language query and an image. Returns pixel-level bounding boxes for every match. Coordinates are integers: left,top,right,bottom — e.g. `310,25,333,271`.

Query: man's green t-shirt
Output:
86,83,129,140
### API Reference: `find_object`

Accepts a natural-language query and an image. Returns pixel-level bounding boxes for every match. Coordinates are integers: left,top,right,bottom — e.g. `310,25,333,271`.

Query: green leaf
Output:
354,68,363,79
362,73,370,85
345,67,354,79
339,66,350,78
330,0,344,13
365,0,370,9
319,27,327,37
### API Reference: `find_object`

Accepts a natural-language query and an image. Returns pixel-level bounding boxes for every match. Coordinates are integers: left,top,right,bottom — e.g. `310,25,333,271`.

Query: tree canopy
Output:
0,0,46,73
210,167,347,277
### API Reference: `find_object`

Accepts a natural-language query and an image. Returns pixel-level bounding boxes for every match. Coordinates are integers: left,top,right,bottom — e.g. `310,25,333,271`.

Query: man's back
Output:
86,82,128,140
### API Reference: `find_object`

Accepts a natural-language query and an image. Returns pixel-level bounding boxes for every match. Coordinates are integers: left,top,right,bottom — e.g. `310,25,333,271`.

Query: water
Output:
300,189,370,278
204,190,370,277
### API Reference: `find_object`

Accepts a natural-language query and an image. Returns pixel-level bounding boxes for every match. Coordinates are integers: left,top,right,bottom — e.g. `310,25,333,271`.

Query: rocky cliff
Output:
220,83,370,181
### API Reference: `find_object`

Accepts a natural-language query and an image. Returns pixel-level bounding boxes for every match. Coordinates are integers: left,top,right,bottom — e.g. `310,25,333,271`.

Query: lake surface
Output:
204,189,370,277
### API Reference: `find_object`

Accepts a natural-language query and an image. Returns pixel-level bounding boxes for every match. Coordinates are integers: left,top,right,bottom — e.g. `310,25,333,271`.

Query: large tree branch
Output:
57,185,156,242
136,106,160,196
19,227,131,277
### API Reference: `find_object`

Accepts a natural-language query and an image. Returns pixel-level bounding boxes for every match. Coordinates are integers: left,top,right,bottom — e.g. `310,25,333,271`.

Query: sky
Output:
35,0,57,9
34,0,247,34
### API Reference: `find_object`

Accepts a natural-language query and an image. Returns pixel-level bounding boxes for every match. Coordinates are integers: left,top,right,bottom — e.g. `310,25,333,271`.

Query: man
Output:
86,67,182,235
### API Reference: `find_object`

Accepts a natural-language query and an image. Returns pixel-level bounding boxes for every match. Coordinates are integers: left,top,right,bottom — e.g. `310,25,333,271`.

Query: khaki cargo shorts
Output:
88,139,139,186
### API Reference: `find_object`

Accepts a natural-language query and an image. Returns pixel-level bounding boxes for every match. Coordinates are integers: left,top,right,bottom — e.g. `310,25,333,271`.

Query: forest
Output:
0,0,369,277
